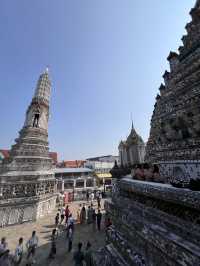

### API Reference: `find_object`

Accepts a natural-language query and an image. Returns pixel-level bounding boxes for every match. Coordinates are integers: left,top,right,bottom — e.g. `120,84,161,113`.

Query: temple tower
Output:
0,69,57,226
118,122,145,167
145,1,200,185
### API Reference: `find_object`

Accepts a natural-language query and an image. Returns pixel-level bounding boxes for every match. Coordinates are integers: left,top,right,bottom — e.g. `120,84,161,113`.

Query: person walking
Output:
65,205,70,224
0,250,11,266
77,204,81,224
60,205,65,224
92,209,96,231
86,191,89,202
96,210,102,231
68,214,75,231
0,237,8,256
48,229,57,259
97,197,101,209
14,238,23,265
26,231,39,265
73,242,84,266
55,213,59,227
68,225,73,252
87,206,92,224
90,192,94,204
84,242,94,266
80,205,86,224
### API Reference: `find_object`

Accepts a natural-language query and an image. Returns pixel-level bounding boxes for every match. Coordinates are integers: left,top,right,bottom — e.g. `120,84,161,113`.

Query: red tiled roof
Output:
0,149,10,159
58,160,86,168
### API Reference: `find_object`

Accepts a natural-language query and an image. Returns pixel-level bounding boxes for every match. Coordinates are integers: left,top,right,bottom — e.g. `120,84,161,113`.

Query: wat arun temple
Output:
0,0,200,265
101,1,200,266
0,70,56,226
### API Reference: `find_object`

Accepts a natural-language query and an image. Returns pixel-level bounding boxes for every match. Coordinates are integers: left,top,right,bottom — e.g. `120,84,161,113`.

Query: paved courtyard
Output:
0,200,106,266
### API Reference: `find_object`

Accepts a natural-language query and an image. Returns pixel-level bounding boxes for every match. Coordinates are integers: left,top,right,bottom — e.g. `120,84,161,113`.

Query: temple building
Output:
0,69,57,226
99,1,200,266
118,123,145,167
55,167,96,201
145,0,200,186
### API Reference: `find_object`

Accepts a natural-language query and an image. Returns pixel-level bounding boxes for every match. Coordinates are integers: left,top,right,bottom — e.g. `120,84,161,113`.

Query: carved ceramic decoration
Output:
145,2,200,184
0,69,56,226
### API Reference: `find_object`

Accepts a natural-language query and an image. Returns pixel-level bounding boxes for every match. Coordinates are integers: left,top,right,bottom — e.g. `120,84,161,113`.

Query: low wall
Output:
105,178,200,266
0,194,56,227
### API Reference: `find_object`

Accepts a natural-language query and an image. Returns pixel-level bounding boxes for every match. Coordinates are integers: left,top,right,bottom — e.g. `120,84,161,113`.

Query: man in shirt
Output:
26,231,38,264
0,237,8,256
96,210,102,231
14,238,23,265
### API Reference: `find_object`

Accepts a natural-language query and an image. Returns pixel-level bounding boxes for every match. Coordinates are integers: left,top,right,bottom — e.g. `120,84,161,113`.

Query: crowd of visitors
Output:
132,163,163,182
0,194,109,266
0,231,39,266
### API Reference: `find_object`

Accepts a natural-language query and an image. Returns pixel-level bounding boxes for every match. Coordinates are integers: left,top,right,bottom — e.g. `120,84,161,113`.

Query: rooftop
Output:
54,167,93,174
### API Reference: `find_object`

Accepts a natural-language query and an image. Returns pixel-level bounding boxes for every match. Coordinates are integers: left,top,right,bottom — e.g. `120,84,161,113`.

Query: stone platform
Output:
0,194,56,227
105,178,200,266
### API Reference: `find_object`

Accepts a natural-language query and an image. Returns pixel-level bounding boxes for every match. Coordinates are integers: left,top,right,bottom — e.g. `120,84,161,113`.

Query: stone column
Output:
84,179,87,189
93,177,96,188
0,186,3,197
62,180,64,192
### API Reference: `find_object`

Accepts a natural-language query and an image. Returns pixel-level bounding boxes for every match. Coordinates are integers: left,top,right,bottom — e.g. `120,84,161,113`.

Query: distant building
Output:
57,160,85,168
118,123,145,167
86,155,119,163
84,160,114,191
54,167,96,200
0,149,58,165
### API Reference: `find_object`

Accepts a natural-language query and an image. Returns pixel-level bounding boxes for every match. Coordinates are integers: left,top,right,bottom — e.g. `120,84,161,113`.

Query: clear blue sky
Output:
0,0,195,160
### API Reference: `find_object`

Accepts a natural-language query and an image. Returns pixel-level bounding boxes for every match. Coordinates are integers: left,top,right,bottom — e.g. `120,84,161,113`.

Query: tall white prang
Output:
0,69,57,226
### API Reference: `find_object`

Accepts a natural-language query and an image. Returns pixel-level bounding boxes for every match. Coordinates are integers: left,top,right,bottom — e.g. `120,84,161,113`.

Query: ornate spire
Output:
33,68,51,104
131,112,134,130
24,69,51,130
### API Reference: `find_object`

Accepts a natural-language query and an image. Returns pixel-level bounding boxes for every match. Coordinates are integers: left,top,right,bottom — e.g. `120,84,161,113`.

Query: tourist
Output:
65,205,70,224
96,209,102,231
26,231,39,264
96,190,99,199
84,242,94,266
80,204,86,224
68,213,75,231
55,213,59,227
92,209,96,231
143,163,153,182
135,164,145,180
97,196,101,209
48,229,57,259
0,237,8,256
68,225,73,252
86,191,89,202
90,192,94,203
60,204,65,224
87,206,92,224
14,237,23,265
76,204,81,224
0,249,11,266
99,191,102,200
73,242,84,266
152,165,161,182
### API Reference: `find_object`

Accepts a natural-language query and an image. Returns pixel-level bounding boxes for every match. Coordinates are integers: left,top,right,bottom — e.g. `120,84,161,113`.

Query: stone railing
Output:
105,178,200,266
0,181,56,200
